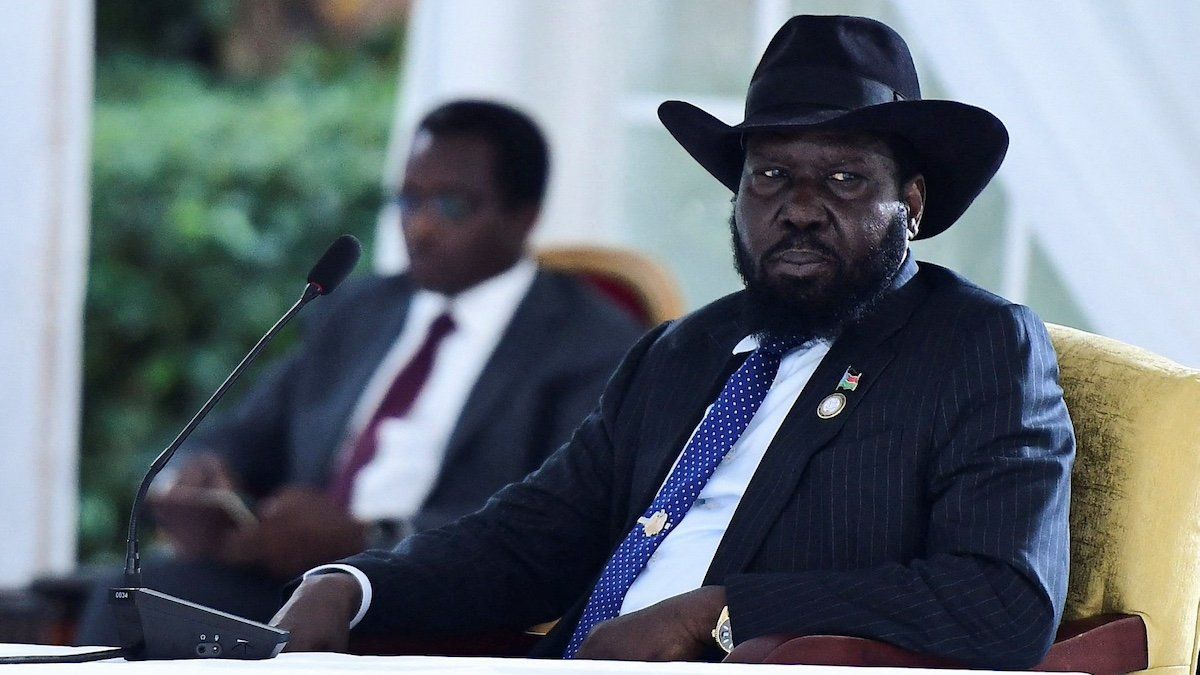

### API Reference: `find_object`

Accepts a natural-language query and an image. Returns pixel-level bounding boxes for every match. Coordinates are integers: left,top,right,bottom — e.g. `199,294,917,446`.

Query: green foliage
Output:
81,51,395,562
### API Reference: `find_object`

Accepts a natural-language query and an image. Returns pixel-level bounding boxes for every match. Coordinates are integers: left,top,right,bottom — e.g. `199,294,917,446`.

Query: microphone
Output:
306,234,361,295
109,235,361,660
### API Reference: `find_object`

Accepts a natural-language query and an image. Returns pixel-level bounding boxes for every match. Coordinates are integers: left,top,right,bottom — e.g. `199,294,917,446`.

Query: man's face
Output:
398,132,534,295
732,129,924,339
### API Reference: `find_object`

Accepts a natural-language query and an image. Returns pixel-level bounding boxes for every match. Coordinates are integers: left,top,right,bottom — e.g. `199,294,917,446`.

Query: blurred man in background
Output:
76,99,643,645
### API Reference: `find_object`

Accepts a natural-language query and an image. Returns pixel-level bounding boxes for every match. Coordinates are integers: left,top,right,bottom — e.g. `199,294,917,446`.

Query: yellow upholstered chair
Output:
536,245,685,327
730,324,1200,674
1049,323,1200,674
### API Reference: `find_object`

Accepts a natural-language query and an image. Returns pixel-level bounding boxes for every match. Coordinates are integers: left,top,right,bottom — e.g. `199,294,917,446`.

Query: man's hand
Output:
575,586,727,661
271,572,361,652
150,454,244,559
221,487,368,578
169,453,238,491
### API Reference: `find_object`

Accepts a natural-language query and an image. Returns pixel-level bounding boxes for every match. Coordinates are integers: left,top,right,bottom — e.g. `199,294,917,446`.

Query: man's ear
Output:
903,174,926,240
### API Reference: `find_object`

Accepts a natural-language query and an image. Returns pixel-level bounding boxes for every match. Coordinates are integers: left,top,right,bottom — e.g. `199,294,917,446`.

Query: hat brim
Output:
658,99,1008,239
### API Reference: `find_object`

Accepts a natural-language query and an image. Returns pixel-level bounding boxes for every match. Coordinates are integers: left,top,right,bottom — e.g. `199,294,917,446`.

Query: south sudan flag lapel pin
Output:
818,367,861,419
837,367,862,392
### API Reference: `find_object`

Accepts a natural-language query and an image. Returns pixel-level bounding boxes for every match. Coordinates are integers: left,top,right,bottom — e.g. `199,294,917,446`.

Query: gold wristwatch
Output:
712,605,734,653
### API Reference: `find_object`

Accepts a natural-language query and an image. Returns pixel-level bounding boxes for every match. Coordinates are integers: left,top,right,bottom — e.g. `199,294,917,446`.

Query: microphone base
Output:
108,587,289,660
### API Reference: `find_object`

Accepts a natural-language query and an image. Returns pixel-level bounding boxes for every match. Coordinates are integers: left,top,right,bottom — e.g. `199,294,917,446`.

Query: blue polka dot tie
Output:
563,335,804,658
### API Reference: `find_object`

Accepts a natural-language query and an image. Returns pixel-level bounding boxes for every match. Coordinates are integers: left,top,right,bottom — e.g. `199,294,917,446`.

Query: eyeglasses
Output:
388,191,479,222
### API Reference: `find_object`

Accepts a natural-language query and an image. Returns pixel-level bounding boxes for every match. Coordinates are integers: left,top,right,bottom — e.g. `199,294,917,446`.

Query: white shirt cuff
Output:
303,564,372,629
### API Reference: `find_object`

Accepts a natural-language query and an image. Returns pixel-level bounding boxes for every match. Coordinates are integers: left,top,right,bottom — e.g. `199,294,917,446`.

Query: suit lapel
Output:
625,321,748,526
440,271,561,468
705,258,929,582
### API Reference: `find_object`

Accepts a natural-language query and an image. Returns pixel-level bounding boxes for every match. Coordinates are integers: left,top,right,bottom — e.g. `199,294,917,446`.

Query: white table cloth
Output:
0,644,1074,674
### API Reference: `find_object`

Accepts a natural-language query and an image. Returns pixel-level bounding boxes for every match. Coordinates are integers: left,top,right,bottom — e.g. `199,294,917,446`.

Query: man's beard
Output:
732,210,909,343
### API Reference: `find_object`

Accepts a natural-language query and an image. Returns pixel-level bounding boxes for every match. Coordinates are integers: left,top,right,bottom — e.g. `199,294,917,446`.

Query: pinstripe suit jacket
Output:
343,257,1074,669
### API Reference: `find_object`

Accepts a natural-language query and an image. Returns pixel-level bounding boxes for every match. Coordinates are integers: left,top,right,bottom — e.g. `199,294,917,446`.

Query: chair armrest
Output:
725,614,1148,673
1033,614,1147,673
724,634,963,668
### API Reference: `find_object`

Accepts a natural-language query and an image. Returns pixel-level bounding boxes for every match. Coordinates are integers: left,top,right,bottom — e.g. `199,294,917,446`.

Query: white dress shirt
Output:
312,332,833,629
341,258,538,521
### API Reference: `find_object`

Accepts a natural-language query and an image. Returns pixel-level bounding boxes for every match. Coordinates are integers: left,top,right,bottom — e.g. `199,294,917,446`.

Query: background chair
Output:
536,245,685,327
728,323,1200,674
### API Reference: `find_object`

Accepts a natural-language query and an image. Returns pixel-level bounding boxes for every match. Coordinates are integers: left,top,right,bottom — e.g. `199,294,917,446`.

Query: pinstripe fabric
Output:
340,259,1074,670
718,298,1071,666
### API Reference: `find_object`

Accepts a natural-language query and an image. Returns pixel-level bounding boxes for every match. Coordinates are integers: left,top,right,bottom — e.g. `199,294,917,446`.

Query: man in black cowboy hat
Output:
272,15,1073,668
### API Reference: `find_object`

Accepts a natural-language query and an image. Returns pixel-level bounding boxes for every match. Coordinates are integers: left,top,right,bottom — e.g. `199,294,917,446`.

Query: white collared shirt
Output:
312,331,833,629
343,258,538,521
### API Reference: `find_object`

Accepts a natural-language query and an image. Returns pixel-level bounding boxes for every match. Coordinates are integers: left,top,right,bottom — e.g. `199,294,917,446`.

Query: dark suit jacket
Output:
190,268,644,531
342,258,1075,669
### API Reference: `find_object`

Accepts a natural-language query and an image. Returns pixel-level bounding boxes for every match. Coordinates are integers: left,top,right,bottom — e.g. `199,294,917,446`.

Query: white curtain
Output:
390,0,1200,367
0,1,92,586
893,0,1200,366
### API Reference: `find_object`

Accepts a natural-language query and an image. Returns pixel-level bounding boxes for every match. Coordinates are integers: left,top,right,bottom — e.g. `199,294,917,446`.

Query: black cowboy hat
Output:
658,15,1008,239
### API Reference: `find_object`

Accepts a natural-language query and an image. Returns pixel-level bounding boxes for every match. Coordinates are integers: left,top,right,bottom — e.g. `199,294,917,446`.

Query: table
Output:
0,644,1068,674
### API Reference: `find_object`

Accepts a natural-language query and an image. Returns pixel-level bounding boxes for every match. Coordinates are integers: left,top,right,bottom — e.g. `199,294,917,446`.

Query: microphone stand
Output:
110,285,322,660
109,234,359,660
123,283,319,588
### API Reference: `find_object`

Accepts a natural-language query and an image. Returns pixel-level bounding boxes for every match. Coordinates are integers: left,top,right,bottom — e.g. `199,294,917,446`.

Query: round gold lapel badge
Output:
817,392,847,419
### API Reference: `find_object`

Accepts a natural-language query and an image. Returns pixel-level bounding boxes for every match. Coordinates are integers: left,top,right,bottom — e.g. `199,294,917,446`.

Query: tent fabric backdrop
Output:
0,0,92,586
385,0,1200,367
893,0,1200,366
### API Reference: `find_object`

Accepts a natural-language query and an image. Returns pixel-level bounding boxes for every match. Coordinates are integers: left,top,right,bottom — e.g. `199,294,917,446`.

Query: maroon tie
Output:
329,312,456,508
